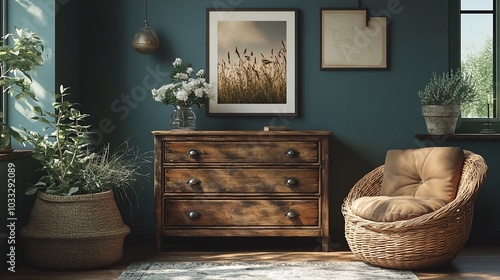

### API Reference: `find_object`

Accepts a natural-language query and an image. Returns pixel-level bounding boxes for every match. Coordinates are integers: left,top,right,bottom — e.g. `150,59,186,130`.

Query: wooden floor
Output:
3,237,500,279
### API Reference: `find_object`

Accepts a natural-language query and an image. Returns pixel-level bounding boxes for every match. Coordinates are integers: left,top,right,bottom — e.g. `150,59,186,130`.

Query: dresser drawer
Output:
164,168,320,194
163,199,319,227
164,141,319,164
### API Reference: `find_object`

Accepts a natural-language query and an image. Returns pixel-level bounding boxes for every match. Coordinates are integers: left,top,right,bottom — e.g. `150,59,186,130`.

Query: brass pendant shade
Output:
132,0,159,54
132,23,159,54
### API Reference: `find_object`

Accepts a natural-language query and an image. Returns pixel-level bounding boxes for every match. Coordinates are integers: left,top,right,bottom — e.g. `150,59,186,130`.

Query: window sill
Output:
0,150,32,162
415,133,500,140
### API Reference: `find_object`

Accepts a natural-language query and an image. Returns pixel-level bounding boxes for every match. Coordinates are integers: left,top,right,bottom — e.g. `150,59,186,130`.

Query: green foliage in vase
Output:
20,86,150,196
417,69,478,106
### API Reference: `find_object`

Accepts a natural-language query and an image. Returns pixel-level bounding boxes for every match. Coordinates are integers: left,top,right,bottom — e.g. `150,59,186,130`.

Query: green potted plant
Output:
417,69,478,135
19,86,150,270
0,28,44,153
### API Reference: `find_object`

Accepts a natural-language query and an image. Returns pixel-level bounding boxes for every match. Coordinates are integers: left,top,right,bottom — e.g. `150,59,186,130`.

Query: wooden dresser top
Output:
152,130,332,136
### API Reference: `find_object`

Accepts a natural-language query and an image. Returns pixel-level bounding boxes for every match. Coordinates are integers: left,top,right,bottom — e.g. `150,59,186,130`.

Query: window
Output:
1,0,4,119
455,0,496,120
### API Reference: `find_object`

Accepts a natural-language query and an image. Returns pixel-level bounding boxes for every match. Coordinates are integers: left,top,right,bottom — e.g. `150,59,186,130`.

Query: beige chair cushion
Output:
381,147,464,202
351,147,464,222
352,196,448,222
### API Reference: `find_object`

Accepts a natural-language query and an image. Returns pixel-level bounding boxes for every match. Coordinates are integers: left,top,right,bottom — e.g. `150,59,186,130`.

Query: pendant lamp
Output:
132,0,160,54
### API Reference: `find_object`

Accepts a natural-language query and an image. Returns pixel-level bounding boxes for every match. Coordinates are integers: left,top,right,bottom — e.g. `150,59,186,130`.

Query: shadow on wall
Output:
329,136,375,237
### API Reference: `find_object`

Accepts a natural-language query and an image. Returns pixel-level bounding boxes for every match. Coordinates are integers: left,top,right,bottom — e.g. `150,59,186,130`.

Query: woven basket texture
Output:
342,150,487,270
20,190,130,270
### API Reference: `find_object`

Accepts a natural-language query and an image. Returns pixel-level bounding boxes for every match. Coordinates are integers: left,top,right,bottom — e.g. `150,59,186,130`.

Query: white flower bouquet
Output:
152,58,213,108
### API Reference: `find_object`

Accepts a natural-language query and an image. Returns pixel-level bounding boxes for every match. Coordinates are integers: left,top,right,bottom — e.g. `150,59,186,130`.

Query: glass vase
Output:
170,105,196,131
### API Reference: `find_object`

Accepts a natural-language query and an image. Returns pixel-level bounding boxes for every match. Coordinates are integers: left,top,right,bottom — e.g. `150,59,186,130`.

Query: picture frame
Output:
206,8,299,116
320,8,388,70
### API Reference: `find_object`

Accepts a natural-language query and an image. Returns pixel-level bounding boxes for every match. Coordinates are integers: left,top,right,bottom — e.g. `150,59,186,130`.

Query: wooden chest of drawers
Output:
152,130,331,252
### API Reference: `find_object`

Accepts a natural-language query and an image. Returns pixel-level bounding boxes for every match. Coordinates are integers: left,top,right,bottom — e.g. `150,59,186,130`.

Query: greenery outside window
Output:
1,0,4,118
451,0,498,133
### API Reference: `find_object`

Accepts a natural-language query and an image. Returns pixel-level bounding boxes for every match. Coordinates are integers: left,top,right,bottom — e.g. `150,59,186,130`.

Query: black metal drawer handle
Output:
187,148,201,157
187,211,201,219
285,177,300,187
284,148,299,158
187,178,200,186
284,210,299,219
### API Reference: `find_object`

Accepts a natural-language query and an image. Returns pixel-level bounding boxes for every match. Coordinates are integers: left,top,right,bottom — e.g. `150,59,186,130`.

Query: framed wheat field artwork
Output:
320,8,388,70
206,9,299,116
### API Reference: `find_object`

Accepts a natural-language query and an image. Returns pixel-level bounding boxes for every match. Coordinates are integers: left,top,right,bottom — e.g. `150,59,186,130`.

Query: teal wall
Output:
3,0,498,247
59,0,499,244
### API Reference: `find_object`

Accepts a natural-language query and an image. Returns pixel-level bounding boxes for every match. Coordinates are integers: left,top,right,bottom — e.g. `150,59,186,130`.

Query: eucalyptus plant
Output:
21,86,150,196
0,28,43,103
0,28,44,149
417,69,478,106
21,86,95,195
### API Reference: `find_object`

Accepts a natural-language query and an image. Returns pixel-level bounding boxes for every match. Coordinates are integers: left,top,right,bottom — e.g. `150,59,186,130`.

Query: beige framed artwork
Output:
206,8,299,116
320,8,388,70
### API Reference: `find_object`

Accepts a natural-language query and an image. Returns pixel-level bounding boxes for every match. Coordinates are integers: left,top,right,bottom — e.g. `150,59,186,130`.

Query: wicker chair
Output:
342,150,487,270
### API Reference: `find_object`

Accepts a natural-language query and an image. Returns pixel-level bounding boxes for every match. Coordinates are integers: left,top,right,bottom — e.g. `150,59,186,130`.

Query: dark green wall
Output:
50,0,498,245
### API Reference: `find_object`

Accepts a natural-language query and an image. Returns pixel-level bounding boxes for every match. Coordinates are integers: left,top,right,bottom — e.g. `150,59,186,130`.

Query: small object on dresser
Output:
263,126,292,131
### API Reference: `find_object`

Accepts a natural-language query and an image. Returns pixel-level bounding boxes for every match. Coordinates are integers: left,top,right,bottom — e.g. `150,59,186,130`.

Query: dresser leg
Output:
155,234,162,253
322,236,329,252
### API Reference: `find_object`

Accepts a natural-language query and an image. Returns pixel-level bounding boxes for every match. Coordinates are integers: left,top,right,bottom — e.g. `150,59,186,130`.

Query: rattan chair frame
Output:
342,150,488,269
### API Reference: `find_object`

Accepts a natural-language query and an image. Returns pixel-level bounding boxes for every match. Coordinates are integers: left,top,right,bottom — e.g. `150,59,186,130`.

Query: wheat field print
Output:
217,21,286,104
207,9,298,116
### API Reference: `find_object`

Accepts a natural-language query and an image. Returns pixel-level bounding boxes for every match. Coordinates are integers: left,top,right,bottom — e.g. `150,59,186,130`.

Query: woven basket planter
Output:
20,190,130,270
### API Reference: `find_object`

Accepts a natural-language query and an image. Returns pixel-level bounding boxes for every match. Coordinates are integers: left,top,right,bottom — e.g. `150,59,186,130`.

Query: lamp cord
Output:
144,0,149,25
